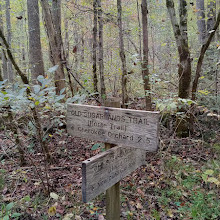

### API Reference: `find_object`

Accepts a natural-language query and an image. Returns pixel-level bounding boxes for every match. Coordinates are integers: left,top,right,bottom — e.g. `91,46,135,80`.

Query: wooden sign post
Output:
67,102,159,220
104,99,121,220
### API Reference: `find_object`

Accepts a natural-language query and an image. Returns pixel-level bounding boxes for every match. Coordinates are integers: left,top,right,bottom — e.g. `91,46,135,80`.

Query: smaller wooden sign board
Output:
82,146,146,202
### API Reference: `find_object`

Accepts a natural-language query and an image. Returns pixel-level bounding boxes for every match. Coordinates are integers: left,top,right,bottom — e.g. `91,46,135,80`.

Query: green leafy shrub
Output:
0,202,21,220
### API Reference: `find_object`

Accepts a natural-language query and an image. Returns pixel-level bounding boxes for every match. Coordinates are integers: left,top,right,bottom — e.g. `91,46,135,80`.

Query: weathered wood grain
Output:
104,99,121,220
67,104,160,151
82,146,146,202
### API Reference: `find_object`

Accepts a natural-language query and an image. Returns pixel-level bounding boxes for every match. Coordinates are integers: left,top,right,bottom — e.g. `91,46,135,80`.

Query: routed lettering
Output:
67,104,159,151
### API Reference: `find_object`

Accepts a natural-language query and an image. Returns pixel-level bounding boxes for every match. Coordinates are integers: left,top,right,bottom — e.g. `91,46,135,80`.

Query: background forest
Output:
0,0,220,219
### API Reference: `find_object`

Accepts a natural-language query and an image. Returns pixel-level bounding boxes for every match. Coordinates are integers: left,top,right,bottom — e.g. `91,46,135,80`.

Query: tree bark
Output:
27,0,45,83
166,0,192,99
217,0,220,40
93,0,98,94
0,68,3,81
63,15,74,96
196,0,207,44
40,0,65,94
178,0,192,99
64,18,69,62
207,0,216,32
0,1,7,80
192,12,220,101
136,0,142,60
117,0,128,107
166,0,192,137
141,0,152,111
19,16,26,68
52,0,62,48
97,0,106,101
81,31,85,63
5,0,13,83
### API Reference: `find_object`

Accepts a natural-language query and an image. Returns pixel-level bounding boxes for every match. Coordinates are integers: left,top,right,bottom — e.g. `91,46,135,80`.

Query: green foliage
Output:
212,143,220,153
158,155,220,219
178,191,220,219
0,169,6,191
156,97,196,113
0,76,87,150
0,202,22,220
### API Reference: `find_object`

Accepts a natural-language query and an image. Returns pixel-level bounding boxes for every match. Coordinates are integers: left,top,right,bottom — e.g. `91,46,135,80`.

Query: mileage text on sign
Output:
67,104,160,151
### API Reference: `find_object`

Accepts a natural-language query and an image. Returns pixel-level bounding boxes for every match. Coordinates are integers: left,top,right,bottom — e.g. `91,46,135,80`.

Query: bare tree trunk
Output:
63,14,74,96
141,0,152,111
5,0,13,83
0,68,3,81
192,12,220,100
52,0,62,47
93,0,98,94
81,31,85,63
20,16,26,69
136,0,142,59
73,20,79,93
207,0,216,32
64,18,69,62
196,0,207,44
40,0,65,94
97,0,106,101
166,0,192,137
217,0,220,40
178,0,192,99
167,0,192,99
0,1,7,80
117,0,128,107
27,0,45,83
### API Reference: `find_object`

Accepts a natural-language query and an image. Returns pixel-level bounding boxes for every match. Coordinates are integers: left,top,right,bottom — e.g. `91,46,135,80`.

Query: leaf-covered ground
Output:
0,114,220,220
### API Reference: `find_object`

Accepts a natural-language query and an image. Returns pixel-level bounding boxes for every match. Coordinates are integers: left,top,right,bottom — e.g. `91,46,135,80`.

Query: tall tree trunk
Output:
0,67,3,81
52,0,62,48
93,0,98,94
166,0,192,137
196,0,207,44
81,31,85,63
141,0,152,111
5,0,13,83
73,20,79,93
63,14,74,96
167,0,192,99
64,18,69,62
137,0,142,60
217,0,220,40
207,0,216,32
97,0,106,101
0,1,7,80
117,0,128,107
40,0,65,94
192,12,220,100
27,0,45,83
178,0,192,99
20,16,26,68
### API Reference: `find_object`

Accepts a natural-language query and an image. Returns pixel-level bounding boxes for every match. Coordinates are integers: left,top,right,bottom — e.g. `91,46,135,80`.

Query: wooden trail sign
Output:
82,146,146,203
67,104,160,151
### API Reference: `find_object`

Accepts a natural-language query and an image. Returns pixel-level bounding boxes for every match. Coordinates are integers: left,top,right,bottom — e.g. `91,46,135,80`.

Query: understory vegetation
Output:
0,0,220,219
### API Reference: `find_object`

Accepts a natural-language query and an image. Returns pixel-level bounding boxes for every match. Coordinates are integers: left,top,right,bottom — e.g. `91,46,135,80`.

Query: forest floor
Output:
0,110,220,220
